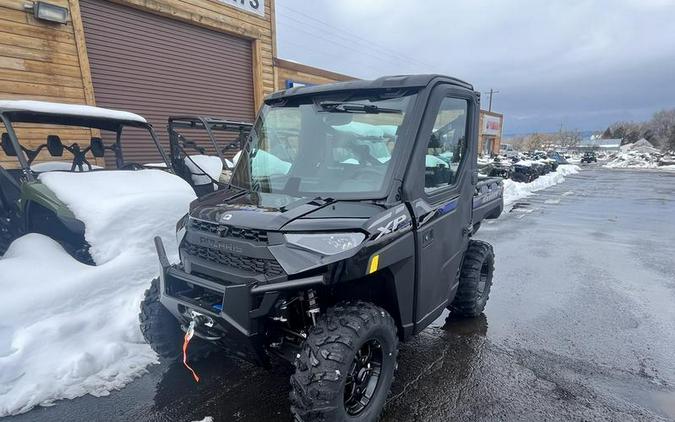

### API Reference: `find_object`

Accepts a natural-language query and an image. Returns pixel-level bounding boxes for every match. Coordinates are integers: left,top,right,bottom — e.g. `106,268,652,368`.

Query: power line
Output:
275,4,435,69
275,12,424,71
280,39,390,75
276,15,420,75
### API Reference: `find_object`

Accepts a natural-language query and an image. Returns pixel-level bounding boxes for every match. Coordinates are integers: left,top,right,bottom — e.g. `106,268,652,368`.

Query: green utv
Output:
0,101,253,262
141,75,504,422
0,100,173,261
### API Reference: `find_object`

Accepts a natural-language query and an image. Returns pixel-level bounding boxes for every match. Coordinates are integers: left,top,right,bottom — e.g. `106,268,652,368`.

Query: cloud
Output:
275,0,675,133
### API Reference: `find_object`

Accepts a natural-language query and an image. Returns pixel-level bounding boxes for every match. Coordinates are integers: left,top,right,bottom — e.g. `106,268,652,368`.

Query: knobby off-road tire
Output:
139,278,214,361
0,225,14,256
449,240,495,317
291,301,398,422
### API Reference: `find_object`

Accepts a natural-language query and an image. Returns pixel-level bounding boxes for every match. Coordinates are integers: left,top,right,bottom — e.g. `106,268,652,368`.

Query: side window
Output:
424,97,468,193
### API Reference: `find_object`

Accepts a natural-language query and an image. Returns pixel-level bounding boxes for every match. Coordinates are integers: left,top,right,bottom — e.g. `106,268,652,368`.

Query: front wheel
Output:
290,302,398,422
449,240,495,317
139,278,215,361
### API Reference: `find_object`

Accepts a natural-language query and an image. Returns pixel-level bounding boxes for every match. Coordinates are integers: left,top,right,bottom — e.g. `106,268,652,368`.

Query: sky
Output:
275,0,675,135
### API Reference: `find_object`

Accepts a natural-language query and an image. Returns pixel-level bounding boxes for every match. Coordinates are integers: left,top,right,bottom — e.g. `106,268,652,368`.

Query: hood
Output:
189,189,385,232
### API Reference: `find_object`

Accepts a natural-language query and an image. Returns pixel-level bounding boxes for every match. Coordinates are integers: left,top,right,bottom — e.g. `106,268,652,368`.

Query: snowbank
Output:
0,100,146,123
604,151,675,170
38,169,196,264
0,170,195,416
503,164,580,206
30,161,102,172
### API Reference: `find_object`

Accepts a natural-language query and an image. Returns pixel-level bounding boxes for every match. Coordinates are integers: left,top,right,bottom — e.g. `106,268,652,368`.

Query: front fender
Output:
20,181,75,220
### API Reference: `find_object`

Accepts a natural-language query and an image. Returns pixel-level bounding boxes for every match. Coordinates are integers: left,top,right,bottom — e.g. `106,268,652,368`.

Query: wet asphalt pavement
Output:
10,166,675,422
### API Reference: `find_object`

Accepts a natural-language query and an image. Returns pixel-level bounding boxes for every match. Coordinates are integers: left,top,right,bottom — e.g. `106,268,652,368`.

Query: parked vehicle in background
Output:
0,100,171,260
658,154,675,166
168,116,251,197
485,156,512,178
581,151,598,163
511,161,539,182
500,142,519,158
141,75,503,422
547,150,569,164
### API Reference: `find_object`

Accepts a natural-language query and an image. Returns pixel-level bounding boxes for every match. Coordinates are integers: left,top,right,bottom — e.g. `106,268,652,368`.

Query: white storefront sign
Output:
220,0,265,17
482,114,502,136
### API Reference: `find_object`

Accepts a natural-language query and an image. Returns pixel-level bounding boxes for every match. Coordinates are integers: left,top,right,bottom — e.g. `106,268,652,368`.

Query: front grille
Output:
184,242,284,277
190,219,268,243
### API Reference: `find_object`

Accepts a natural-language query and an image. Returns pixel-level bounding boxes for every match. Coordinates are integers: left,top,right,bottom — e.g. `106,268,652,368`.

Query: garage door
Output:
79,0,255,165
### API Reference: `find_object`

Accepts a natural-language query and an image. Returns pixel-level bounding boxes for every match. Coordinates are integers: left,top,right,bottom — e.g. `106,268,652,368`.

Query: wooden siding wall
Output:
0,0,277,168
274,57,353,90
0,0,93,168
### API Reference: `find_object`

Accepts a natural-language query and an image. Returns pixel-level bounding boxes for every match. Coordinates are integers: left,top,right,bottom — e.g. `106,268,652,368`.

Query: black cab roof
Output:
265,74,474,103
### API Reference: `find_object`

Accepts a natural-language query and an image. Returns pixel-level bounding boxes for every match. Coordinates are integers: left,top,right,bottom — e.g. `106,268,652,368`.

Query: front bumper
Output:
154,236,324,365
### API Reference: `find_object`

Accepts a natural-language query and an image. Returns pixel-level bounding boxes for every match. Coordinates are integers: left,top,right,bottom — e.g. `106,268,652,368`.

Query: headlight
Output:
285,232,366,256
176,214,188,246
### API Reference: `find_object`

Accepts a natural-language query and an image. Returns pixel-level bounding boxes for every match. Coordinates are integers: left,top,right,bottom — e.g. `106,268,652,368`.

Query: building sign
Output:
220,0,264,17
482,114,502,136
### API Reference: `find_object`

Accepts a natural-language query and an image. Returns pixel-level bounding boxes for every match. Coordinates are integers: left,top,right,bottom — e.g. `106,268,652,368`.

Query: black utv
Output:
167,116,251,197
141,75,503,422
581,151,597,163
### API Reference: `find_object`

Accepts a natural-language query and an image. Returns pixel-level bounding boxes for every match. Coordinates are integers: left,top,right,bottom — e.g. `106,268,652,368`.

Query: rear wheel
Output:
449,240,495,317
0,217,17,256
290,301,398,422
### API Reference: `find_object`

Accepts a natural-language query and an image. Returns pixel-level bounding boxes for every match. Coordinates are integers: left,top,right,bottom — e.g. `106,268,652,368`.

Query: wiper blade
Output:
319,102,401,114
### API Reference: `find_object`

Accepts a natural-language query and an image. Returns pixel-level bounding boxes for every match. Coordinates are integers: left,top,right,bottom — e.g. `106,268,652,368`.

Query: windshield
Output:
231,92,416,199
0,119,165,172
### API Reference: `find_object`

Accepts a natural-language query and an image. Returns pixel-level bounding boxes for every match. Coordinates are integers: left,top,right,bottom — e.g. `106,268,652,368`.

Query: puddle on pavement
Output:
653,390,675,419
606,383,675,420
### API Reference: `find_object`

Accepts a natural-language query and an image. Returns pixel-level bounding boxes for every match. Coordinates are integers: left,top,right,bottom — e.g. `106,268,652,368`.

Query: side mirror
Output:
47,135,64,157
1,133,17,156
90,137,105,158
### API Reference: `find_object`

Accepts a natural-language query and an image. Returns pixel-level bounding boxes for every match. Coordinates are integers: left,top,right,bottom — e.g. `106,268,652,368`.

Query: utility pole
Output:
484,89,500,112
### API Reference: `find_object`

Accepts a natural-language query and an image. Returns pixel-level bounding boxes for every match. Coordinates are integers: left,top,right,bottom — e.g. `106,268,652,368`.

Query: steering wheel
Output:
120,162,145,170
350,167,383,180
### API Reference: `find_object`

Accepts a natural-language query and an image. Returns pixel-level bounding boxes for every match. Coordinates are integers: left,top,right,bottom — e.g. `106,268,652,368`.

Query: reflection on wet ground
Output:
10,168,675,421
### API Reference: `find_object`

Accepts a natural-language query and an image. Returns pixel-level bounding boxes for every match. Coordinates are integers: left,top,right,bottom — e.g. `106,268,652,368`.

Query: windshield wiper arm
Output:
319,102,401,114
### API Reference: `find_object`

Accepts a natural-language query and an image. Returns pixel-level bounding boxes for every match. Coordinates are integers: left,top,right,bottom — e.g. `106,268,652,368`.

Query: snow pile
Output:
503,164,580,206
604,151,674,170
30,161,102,172
0,170,195,416
0,100,146,123
39,169,195,264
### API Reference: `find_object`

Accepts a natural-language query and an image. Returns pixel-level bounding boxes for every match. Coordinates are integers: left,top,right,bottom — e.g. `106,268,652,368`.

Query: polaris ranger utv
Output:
0,100,170,260
167,116,251,197
141,75,503,421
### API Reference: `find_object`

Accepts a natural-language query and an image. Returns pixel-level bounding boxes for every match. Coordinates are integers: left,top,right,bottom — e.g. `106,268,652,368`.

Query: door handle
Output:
423,229,434,245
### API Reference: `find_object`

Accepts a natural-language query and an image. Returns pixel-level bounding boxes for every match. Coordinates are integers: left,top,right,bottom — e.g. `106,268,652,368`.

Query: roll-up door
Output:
80,0,255,165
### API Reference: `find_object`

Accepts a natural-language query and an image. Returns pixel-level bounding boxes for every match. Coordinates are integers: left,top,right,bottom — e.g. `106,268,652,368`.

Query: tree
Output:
645,109,675,149
667,125,675,152
601,127,613,139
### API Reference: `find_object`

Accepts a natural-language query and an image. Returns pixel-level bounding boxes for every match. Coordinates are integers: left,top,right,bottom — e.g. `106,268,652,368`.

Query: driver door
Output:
407,86,478,331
